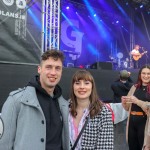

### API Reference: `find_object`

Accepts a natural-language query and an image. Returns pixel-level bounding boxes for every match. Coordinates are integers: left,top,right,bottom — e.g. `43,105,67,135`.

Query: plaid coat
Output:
76,105,114,150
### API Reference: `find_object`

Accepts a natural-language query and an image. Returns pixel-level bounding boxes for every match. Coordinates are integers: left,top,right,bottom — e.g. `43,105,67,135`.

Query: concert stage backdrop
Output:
0,0,149,67
60,0,150,68
0,0,42,64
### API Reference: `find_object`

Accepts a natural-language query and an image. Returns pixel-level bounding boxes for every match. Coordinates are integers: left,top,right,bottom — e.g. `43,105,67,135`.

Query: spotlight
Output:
66,6,69,10
93,14,96,17
116,20,119,23
140,5,143,8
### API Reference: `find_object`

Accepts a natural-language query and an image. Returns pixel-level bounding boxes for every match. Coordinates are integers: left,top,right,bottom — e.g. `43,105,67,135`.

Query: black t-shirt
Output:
131,86,150,112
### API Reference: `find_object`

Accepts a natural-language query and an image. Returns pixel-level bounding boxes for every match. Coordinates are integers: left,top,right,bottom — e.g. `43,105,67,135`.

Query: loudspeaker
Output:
90,62,112,70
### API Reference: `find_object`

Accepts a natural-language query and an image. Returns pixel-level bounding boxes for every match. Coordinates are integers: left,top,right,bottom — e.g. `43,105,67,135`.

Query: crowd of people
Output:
0,49,149,150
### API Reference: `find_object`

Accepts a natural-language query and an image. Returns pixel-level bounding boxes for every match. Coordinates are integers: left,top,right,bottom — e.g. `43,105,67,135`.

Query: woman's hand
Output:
128,95,138,104
121,95,137,104
121,96,128,104
121,96,131,111
121,96,132,104
121,96,149,113
144,145,150,150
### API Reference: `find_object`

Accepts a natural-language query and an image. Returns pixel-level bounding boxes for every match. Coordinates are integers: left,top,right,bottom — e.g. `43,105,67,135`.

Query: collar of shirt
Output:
69,108,89,150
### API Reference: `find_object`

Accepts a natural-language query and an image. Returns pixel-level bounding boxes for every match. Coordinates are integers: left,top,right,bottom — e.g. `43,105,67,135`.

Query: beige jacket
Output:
122,85,150,149
122,85,136,142
143,110,150,149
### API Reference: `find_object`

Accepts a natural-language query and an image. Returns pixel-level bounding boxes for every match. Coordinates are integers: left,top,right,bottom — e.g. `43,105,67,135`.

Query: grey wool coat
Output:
0,86,70,150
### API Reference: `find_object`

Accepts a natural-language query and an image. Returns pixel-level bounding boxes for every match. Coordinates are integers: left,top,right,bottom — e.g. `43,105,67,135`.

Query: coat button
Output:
41,138,44,142
41,120,44,124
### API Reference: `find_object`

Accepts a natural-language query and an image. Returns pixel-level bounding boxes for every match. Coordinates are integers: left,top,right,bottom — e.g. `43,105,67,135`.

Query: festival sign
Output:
0,0,42,64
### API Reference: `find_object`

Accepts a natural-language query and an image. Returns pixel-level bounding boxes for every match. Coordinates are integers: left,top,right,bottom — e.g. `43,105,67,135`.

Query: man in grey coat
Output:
0,50,70,150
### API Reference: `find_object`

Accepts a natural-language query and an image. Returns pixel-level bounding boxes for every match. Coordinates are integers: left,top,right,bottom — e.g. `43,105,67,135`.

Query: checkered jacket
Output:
79,105,114,150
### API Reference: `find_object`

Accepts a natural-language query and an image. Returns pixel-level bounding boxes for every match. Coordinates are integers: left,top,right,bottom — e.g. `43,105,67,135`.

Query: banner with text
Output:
0,0,42,64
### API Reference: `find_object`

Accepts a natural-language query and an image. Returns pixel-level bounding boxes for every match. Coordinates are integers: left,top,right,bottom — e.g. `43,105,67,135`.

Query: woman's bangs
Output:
74,72,92,82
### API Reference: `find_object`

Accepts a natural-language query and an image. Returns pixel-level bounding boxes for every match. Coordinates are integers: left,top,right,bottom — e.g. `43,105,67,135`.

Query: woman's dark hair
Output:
70,69,103,118
135,64,150,94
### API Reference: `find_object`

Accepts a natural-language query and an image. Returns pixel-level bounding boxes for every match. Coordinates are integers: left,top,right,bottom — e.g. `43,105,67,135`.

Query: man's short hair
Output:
120,70,129,81
41,49,64,63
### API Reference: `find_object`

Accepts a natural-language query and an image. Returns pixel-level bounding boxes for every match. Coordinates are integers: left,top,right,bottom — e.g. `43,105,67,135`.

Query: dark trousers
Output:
133,60,139,69
128,115,147,150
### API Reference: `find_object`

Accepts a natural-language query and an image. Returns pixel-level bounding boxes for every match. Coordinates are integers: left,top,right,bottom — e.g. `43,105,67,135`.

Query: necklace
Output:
142,86,147,91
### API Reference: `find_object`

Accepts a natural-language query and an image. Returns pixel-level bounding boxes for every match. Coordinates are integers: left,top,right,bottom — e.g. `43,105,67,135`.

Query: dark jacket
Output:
111,78,133,103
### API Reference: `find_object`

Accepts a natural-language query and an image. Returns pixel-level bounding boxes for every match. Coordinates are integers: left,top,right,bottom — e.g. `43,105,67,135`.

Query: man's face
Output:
38,57,63,93
135,45,140,50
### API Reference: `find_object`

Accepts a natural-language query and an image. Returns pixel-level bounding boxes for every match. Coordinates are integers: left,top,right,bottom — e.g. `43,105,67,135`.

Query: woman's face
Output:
73,80,92,100
141,68,150,86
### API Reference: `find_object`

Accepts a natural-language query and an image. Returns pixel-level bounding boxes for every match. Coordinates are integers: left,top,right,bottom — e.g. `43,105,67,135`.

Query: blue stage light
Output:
140,5,143,8
28,9,41,28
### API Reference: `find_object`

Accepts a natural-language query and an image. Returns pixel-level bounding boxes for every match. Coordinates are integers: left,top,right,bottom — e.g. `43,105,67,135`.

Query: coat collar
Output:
21,86,41,108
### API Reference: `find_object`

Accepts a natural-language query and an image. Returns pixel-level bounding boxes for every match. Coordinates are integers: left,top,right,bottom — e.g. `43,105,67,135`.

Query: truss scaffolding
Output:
42,0,61,52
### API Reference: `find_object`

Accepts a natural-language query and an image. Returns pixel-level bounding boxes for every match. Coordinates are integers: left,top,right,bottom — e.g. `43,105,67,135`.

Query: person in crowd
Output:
131,44,142,69
142,103,150,150
0,50,70,150
121,64,150,150
111,69,134,103
69,69,114,150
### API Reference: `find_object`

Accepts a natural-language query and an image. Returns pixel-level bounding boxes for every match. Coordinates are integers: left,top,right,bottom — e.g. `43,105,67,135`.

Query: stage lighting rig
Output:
132,0,149,6
131,0,150,12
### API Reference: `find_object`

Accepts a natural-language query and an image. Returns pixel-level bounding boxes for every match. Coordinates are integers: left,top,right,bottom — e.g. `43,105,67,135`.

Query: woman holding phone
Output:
121,65,150,150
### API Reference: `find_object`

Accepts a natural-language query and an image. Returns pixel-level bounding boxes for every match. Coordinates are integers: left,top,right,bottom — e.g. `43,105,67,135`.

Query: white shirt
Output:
131,49,140,56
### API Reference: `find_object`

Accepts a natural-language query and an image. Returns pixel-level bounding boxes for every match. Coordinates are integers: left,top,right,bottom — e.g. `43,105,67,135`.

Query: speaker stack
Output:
90,62,113,70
